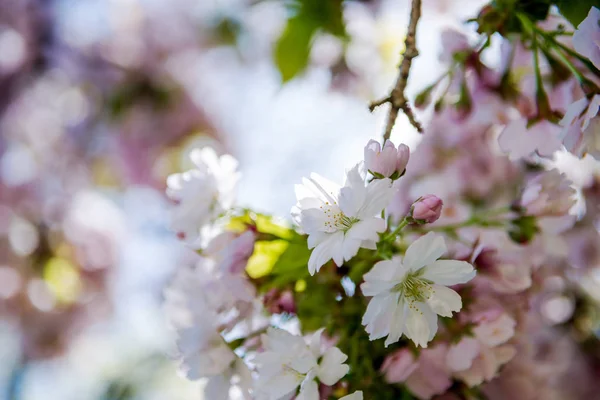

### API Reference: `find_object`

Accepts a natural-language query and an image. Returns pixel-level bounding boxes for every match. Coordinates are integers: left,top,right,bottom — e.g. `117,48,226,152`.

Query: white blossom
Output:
166,147,239,245
340,391,363,400
164,259,258,398
292,163,394,275
254,327,349,400
361,232,475,347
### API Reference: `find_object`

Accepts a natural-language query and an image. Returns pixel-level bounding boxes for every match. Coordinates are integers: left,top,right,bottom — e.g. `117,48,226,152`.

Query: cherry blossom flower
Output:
204,229,256,274
410,195,443,223
382,345,452,399
254,327,349,400
498,118,562,160
292,163,394,275
446,313,517,387
572,7,600,70
361,232,475,347
166,147,239,245
520,169,576,217
364,139,410,178
560,95,600,158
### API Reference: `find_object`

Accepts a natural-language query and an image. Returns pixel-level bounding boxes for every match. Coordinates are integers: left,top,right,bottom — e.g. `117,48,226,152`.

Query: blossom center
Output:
321,204,359,232
394,272,433,307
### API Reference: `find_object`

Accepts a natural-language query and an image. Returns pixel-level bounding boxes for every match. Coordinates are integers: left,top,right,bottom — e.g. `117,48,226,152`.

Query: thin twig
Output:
369,0,423,139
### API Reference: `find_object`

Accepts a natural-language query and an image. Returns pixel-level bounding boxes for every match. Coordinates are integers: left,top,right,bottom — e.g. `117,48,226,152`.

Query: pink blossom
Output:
520,169,576,217
204,230,256,274
573,7,600,70
383,346,452,400
381,348,418,383
446,313,517,387
410,195,443,223
439,28,470,64
498,118,562,160
364,139,410,178
473,313,516,347
560,95,600,159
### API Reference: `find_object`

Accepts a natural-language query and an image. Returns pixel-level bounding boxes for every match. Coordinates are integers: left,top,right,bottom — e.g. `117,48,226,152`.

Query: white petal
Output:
363,257,407,280
307,231,328,249
421,260,476,286
308,173,341,204
341,236,361,262
384,299,408,347
403,232,447,271
426,285,462,317
340,391,363,400
404,303,437,347
308,232,344,275
261,370,303,400
559,97,588,127
296,379,319,400
308,328,324,359
346,217,386,242
338,164,367,218
358,178,394,217
205,374,231,400
363,293,399,340
318,347,350,385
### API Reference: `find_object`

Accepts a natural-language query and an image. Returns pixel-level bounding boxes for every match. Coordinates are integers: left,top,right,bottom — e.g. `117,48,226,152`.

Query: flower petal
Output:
426,285,462,317
308,231,344,275
421,260,476,285
385,299,408,347
405,303,438,347
346,217,386,242
296,378,319,400
338,164,367,217
403,232,447,271
404,304,431,348
340,391,364,400
317,347,350,385
362,293,399,340
358,178,394,217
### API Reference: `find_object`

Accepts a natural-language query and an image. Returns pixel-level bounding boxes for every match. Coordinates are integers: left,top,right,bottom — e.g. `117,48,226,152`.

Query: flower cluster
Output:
162,4,600,400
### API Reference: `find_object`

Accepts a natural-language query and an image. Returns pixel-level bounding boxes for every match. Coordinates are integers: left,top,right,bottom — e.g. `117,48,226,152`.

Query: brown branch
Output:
369,0,423,139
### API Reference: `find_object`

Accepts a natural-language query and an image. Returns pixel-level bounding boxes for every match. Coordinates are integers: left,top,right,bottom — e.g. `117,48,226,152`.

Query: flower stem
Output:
383,217,411,241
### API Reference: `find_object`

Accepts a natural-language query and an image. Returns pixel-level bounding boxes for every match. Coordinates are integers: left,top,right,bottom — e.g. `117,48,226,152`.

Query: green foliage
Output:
555,0,599,27
508,214,539,244
274,0,347,82
107,79,171,119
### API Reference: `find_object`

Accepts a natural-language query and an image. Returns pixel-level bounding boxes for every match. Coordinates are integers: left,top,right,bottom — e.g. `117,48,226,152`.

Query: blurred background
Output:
4,0,595,399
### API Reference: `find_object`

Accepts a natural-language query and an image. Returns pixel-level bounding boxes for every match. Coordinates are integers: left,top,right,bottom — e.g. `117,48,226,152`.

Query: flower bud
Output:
396,144,410,175
410,195,443,223
364,140,410,179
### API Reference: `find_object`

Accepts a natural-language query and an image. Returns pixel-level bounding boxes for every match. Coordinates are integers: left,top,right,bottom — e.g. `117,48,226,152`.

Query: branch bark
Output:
369,0,423,140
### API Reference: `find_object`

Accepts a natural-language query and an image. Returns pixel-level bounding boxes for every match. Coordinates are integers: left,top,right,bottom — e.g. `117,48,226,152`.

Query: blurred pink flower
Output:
382,346,452,400
498,118,562,160
520,169,576,217
573,7,600,70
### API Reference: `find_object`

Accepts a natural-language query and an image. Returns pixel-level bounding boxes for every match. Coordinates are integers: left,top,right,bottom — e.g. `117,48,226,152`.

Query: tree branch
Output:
370,0,423,140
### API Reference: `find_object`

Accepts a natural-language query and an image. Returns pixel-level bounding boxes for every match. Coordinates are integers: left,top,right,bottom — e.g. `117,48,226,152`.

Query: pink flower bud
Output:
364,139,410,179
411,195,443,223
396,143,410,174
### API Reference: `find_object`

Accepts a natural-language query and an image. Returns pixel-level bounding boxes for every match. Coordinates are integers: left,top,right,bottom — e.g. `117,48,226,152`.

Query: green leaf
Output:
246,240,289,278
274,16,317,82
274,0,347,82
556,0,598,27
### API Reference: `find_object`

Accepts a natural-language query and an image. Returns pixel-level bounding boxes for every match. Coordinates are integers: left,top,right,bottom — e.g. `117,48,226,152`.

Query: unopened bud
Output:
410,195,443,224
364,139,410,179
